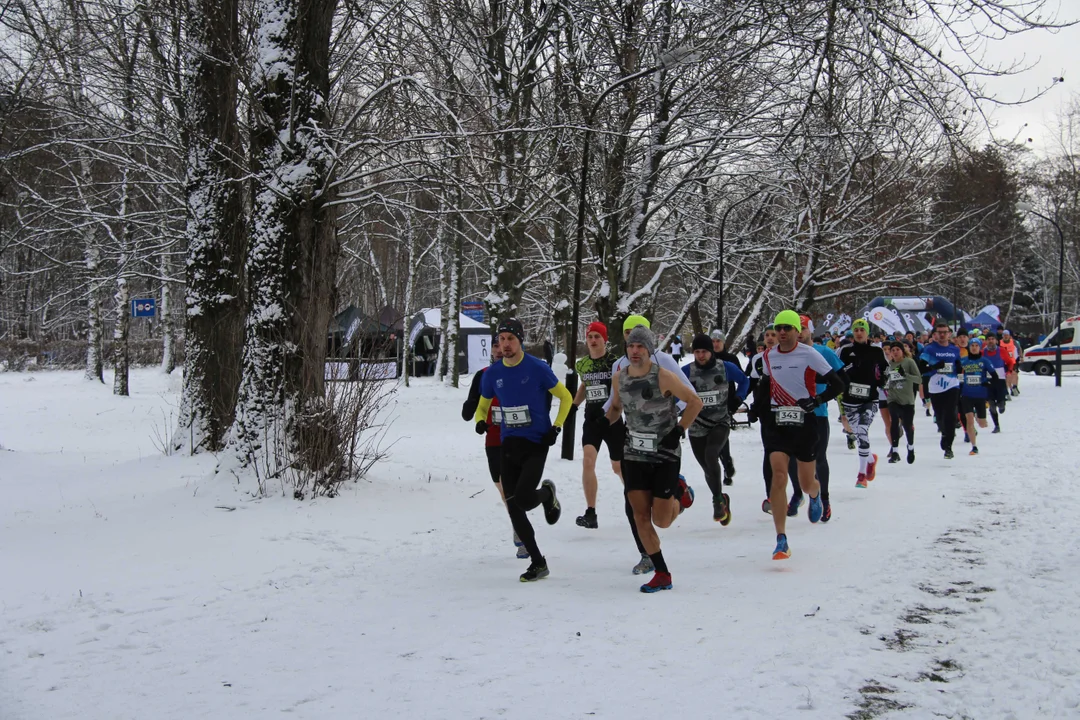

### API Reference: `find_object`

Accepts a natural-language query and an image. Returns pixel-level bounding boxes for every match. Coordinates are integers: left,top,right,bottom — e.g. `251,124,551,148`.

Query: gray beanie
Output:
710,329,726,342
626,325,656,355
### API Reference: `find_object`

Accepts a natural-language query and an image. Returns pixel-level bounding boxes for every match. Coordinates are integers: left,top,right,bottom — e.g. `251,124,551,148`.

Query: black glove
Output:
797,397,819,412
660,425,685,449
930,361,946,371
475,420,487,435
542,425,561,446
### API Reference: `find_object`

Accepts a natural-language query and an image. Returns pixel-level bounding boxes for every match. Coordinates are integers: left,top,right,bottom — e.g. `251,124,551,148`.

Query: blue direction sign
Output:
131,298,156,317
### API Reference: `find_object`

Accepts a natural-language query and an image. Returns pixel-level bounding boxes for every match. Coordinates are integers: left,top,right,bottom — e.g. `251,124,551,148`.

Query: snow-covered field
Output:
2,368,1078,719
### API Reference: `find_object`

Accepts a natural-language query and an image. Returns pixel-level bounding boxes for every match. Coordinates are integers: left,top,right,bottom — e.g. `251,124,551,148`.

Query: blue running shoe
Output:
516,545,530,559
808,493,823,523
772,534,790,560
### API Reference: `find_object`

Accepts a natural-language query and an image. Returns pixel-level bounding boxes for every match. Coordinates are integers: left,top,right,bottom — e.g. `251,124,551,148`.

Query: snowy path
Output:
1,369,1077,719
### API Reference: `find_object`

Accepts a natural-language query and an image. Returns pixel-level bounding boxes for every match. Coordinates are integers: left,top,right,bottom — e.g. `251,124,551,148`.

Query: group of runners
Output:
461,311,1021,593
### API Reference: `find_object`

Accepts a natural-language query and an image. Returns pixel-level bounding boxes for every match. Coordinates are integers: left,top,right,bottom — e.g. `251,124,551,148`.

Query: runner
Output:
838,319,888,488
474,319,574,582
572,321,624,530
604,325,703,592
920,322,964,459
784,315,846,521
670,335,684,364
959,338,996,455
1001,330,1020,396
755,310,844,560
461,339,527,558
682,333,749,524
606,314,697,575
747,324,779,512
982,333,1007,433
885,341,922,464
710,330,743,485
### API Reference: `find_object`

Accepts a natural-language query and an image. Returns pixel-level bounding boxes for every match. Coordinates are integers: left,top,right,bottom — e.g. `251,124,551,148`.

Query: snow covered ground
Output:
1,367,1078,719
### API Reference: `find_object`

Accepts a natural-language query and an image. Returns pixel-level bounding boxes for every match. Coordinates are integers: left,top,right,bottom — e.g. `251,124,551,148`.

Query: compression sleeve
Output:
817,370,845,405
462,370,483,421
549,382,573,427
474,396,493,424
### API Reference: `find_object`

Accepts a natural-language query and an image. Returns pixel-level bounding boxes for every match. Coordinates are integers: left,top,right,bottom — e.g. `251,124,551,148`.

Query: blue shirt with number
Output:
480,353,558,442
959,356,995,399
919,343,962,394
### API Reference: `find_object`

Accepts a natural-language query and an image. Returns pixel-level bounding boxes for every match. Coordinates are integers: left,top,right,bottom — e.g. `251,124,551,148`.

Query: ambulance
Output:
1020,316,1080,375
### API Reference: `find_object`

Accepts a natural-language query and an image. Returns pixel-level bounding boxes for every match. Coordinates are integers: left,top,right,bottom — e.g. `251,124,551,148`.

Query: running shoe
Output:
821,500,832,523
991,426,1001,434
887,450,901,464
541,480,561,525
713,493,731,526
723,470,735,486
772,534,790,560
907,448,915,464
762,498,772,514
808,493,823,523
944,449,955,460
1011,386,1020,396
866,453,878,481
575,510,598,529
640,571,673,593
678,475,694,512
517,545,530,559
969,446,979,456
514,532,523,547
787,494,805,517
632,553,654,575
519,560,549,582
846,433,856,450
855,473,867,489
963,433,970,443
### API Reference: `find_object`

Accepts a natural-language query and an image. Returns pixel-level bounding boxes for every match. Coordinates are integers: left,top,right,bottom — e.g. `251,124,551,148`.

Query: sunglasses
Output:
775,324,796,332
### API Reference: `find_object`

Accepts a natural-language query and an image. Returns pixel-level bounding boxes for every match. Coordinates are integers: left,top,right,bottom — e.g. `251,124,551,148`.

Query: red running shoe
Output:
640,571,673,593
865,453,879,481
677,474,694,512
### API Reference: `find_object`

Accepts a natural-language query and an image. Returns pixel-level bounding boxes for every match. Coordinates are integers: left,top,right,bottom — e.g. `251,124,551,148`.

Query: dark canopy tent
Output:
406,308,492,375
966,311,1003,333
326,305,399,380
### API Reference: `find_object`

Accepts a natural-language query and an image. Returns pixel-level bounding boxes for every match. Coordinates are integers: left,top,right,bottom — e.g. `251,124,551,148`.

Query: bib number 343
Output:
774,406,805,426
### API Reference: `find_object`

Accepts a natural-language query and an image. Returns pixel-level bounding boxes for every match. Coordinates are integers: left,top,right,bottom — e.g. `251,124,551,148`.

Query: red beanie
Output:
586,321,608,342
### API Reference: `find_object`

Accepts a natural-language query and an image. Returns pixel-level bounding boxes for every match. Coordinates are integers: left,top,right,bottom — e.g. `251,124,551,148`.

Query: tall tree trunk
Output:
232,0,341,490
113,279,130,395
160,252,176,373
174,0,247,452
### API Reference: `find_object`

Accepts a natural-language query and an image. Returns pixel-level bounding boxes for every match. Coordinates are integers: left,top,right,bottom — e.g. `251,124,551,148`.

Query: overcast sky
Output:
975,6,1080,155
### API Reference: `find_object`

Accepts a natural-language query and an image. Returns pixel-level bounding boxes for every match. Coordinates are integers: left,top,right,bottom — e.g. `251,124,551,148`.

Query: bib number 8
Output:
502,405,532,427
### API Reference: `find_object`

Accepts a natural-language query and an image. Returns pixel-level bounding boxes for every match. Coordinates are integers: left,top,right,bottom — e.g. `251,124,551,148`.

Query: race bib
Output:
627,431,658,452
848,382,871,400
996,367,1006,380
502,405,532,427
585,385,608,402
888,370,903,383
491,407,503,424
965,374,982,386
774,406,805,426
698,390,720,407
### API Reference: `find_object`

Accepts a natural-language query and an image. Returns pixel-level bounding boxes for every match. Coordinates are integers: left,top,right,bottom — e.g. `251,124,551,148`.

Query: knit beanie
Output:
586,321,608,342
691,333,713,352
625,325,656,355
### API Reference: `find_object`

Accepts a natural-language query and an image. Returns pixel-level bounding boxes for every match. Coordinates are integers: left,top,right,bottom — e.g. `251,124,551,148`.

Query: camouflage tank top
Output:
617,362,680,461
686,360,729,437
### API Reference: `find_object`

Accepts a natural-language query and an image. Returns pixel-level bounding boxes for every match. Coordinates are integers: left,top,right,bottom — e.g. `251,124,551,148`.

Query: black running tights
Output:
501,438,552,563
888,402,915,447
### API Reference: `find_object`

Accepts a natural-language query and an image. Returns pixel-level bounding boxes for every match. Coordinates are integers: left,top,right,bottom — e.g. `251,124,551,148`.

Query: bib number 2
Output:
628,431,658,453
